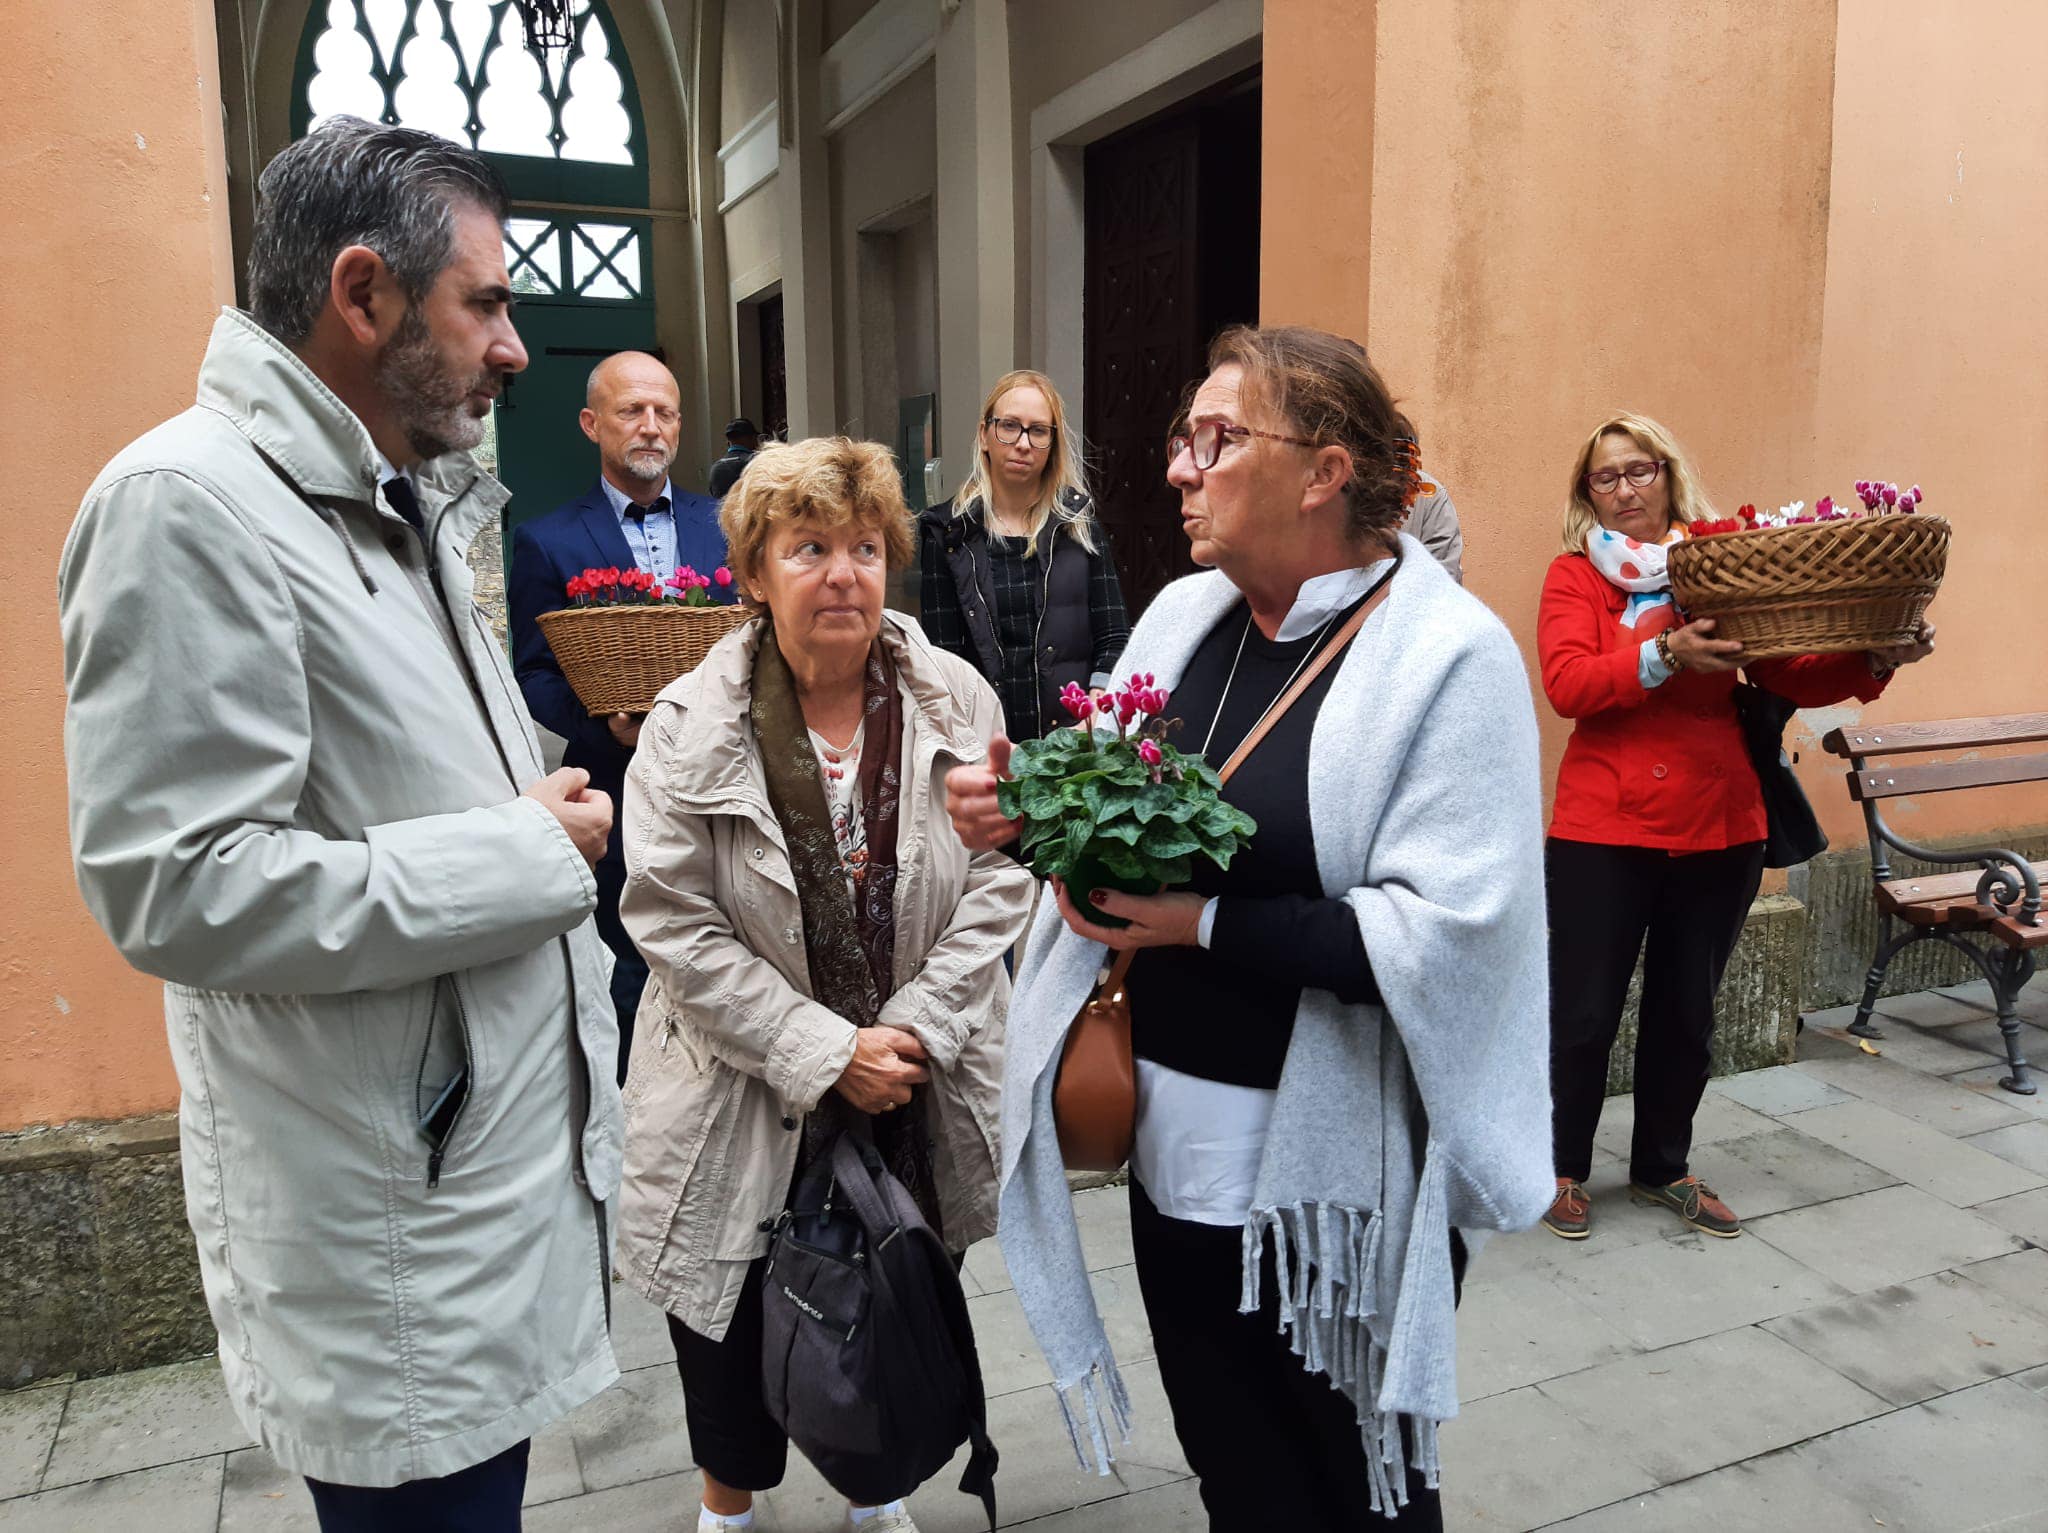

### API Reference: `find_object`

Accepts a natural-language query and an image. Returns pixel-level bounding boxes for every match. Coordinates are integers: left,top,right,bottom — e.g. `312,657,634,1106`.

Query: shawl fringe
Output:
1051,1352,1132,1475
1242,1199,1446,1519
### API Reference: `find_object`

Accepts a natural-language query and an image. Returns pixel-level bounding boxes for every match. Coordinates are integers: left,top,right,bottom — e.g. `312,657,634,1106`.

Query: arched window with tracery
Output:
294,0,652,302
291,0,667,573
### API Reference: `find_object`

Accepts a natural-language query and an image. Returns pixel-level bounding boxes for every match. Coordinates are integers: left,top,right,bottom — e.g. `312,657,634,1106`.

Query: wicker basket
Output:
537,603,754,716
1665,514,1949,662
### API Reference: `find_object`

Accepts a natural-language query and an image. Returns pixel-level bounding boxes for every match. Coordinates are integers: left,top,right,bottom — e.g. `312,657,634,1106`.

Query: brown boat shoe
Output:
1542,1177,1591,1240
1630,1175,1741,1237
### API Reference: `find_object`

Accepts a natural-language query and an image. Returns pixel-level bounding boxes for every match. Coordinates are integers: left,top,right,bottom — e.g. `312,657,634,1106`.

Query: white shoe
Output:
845,1506,919,1532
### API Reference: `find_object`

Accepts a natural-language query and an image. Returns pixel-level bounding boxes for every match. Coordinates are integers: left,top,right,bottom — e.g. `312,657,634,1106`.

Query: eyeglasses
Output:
986,416,1055,449
1166,420,1316,471
1585,460,1666,495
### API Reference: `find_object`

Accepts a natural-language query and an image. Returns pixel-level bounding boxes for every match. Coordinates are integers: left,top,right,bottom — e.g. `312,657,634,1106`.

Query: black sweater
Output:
1128,587,1384,1090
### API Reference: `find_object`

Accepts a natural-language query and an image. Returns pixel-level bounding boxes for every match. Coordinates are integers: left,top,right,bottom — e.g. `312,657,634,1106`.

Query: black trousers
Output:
305,1440,529,1531
1131,1179,1462,1531
667,1257,792,1491
1546,837,1767,1186
593,839,649,1089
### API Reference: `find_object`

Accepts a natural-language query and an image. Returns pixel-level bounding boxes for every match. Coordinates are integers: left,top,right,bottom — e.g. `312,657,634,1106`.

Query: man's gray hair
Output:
246,116,509,346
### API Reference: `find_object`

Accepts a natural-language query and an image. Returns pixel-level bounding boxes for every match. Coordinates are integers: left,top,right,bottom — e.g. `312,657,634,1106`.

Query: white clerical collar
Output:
600,475,675,519
1273,558,1397,641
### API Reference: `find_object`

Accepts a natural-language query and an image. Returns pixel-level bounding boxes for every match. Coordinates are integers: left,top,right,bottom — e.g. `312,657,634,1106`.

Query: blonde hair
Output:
1559,412,1716,554
719,437,915,589
950,369,1096,555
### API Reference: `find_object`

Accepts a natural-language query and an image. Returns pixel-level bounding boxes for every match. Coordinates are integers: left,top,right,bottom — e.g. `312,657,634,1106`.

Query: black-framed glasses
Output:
1167,419,1316,471
1585,460,1666,495
986,416,1055,449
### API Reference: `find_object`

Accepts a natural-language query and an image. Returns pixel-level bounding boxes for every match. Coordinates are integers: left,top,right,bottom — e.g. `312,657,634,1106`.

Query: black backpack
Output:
761,1128,999,1528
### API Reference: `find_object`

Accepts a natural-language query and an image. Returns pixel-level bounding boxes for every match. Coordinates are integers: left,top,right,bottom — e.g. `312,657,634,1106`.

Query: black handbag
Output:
1730,680,1827,869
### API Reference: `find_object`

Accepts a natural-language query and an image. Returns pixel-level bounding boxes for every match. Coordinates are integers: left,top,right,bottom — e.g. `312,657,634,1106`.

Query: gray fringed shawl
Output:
996,536,1555,1516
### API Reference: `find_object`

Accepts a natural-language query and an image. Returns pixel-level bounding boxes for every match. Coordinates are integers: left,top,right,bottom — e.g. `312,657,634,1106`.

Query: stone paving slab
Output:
1975,1184,2048,1244
1591,1090,1777,1165
1674,1126,1897,1220
1532,1325,1888,1484
1742,1182,2025,1291
1551,1223,1845,1352
40,1356,251,1490
1705,1064,1852,1117
1963,1117,2048,1176
1761,1266,2048,1405
1455,1264,1639,1402
0,1455,223,1532
1778,1097,2048,1206
1792,1376,2048,1532
216,1447,317,1531
1441,1384,1661,1532
1543,1448,1890,1533
0,1380,66,1499
1790,1050,2035,1134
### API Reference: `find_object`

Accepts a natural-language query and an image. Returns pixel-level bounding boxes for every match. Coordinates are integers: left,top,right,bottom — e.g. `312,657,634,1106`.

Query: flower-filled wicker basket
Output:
1667,513,1950,663
538,602,752,716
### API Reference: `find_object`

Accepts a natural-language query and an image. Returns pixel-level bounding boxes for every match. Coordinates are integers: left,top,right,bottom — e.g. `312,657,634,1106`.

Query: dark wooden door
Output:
1085,117,1200,613
1083,84,1260,615
758,294,788,442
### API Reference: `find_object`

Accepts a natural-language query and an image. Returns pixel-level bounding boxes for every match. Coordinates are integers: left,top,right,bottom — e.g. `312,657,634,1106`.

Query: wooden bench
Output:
1820,713,2048,1094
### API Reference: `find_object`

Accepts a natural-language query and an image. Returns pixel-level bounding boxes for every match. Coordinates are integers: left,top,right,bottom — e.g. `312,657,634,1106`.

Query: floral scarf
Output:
1585,525,1686,640
750,625,942,1234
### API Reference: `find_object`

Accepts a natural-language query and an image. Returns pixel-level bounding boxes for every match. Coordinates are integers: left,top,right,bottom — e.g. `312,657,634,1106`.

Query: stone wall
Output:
0,1115,210,1386
1605,894,1807,1097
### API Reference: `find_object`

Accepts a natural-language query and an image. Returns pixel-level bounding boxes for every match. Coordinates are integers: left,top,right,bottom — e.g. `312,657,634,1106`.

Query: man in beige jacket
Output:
59,118,622,1527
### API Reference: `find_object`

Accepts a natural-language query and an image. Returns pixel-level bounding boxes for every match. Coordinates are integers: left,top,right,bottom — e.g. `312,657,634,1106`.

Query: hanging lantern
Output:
516,0,574,57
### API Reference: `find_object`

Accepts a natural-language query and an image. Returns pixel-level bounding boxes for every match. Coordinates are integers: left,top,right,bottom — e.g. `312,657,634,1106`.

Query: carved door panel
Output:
1085,116,1203,614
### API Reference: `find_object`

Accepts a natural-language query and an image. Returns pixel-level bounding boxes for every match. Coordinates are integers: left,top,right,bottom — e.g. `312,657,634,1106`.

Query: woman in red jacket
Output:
1539,413,1933,1242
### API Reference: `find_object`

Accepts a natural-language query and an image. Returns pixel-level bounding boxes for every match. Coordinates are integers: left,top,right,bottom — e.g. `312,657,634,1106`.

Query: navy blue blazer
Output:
508,480,735,798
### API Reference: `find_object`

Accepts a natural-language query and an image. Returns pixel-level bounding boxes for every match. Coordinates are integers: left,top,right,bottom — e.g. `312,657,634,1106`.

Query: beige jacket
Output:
59,311,622,1485
616,611,1034,1338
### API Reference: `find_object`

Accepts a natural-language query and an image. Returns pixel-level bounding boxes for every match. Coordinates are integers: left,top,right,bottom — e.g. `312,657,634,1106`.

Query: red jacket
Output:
1538,552,1890,852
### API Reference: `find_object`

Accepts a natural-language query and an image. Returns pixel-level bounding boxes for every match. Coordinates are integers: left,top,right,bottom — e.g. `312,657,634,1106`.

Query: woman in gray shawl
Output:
947,326,1554,1527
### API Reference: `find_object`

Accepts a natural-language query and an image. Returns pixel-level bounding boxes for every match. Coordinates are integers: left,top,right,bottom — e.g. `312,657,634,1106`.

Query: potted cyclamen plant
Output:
997,674,1256,929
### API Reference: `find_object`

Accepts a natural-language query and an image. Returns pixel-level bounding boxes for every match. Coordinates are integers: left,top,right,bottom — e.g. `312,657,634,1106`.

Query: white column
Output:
933,0,1016,499
778,0,837,435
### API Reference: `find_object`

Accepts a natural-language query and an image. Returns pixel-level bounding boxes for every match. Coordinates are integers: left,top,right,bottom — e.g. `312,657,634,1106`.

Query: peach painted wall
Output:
1803,0,2048,841
1265,0,2044,848
1,0,236,1131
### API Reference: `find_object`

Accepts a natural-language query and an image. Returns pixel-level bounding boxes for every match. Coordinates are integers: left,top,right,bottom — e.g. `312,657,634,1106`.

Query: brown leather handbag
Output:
1050,574,1395,1171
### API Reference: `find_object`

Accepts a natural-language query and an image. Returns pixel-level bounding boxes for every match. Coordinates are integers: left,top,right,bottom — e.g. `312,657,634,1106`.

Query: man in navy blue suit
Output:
509,351,736,1083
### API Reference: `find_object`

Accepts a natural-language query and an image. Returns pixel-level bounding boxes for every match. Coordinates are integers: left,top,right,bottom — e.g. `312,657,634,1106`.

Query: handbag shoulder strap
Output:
1093,560,1398,993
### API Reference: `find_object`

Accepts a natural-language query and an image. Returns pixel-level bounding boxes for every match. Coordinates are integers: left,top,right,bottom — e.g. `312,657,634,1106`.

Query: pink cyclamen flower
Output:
1816,495,1834,516
1116,692,1140,725
1881,484,1899,507
1137,739,1162,767
1059,681,1092,720
714,566,734,586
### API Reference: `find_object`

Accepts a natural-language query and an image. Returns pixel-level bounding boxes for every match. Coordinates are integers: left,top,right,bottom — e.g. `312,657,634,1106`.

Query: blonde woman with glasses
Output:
1538,413,1934,1244
918,370,1130,743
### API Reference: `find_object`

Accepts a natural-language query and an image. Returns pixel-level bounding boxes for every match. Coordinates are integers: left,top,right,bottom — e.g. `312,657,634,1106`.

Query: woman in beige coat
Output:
617,436,1034,1533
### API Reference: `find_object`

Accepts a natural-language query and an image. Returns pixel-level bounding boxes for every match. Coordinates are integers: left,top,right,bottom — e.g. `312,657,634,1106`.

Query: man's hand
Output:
1665,618,1745,674
523,767,613,867
833,1025,931,1113
944,733,1021,852
607,713,643,749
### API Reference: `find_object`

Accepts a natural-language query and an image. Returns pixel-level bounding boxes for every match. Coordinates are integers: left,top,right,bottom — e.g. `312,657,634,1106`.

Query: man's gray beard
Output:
619,448,672,487
377,309,491,461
